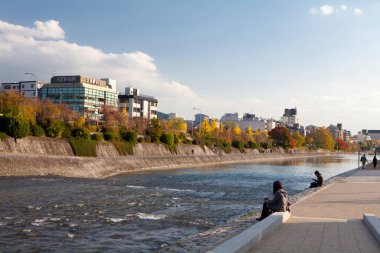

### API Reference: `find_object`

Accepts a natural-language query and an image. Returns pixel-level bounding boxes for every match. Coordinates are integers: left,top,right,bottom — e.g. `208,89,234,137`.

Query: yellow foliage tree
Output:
200,118,211,135
233,125,241,135
211,118,218,132
312,127,336,151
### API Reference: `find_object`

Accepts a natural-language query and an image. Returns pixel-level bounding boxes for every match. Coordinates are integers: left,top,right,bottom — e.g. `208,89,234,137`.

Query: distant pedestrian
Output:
373,155,378,169
360,154,368,169
256,181,290,221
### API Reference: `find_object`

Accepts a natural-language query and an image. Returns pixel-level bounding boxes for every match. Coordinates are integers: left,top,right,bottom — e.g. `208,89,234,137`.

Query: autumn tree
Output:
269,126,291,148
146,118,162,142
200,118,211,136
292,132,305,147
336,138,348,150
311,127,336,151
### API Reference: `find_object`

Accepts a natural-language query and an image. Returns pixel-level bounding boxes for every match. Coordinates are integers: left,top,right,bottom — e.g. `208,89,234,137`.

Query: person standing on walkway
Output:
361,154,368,169
310,170,323,188
256,181,290,221
373,155,377,169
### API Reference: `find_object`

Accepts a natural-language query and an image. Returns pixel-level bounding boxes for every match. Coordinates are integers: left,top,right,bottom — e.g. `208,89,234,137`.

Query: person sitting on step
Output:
310,170,323,188
256,180,290,221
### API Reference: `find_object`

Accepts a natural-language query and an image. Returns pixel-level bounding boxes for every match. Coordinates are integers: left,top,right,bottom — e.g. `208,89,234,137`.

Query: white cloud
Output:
0,19,206,118
0,20,64,39
309,4,364,16
320,5,335,15
353,8,363,16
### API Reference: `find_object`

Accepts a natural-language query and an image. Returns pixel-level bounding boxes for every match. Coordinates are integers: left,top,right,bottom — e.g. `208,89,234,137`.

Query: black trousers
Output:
259,202,272,219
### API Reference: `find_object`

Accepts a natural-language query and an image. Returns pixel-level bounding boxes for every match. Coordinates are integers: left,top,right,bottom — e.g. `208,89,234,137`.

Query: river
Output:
0,154,357,252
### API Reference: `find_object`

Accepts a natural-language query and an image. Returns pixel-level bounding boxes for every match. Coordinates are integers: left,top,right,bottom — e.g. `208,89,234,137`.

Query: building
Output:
367,130,380,142
328,123,344,140
0,80,43,98
194,113,209,127
220,112,272,131
118,86,158,120
157,112,178,120
39,75,118,121
280,108,299,127
305,125,318,135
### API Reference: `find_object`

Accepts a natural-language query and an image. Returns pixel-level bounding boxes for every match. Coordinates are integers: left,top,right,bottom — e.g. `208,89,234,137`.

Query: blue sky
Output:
0,0,379,133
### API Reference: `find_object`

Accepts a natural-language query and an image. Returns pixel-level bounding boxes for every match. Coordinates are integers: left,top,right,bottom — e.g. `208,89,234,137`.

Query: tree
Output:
200,118,211,136
269,126,291,148
311,127,336,151
146,118,162,143
336,138,348,150
292,132,305,147
233,125,241,136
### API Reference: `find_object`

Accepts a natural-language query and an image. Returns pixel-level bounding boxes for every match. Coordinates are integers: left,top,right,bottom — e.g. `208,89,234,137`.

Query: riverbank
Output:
158,165,363,253
0,151,331,179
251,165,380,253
0,136,332,178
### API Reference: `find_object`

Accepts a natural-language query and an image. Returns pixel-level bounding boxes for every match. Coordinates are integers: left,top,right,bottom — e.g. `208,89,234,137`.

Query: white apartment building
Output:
220,112,271,131
118,86,158,120
0,80,43,98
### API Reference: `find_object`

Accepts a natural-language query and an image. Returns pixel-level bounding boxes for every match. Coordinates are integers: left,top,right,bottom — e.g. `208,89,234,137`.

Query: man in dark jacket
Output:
256,181,290,221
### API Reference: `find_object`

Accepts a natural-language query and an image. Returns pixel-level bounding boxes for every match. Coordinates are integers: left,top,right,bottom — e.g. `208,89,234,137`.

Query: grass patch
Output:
0,132,9,140
69,138,97,157
111,140,134,155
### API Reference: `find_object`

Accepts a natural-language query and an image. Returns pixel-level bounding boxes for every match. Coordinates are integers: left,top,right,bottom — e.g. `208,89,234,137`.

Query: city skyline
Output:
0,1,379,133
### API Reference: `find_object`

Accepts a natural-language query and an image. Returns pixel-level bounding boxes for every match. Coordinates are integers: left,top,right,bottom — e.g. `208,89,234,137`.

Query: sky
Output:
0,0,379,133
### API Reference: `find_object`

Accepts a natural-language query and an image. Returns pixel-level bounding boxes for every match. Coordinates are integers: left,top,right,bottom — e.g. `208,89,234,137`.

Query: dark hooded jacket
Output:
268,189,289,212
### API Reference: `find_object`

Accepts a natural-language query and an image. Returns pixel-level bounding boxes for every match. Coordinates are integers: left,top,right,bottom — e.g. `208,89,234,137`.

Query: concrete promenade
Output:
251,168,380,253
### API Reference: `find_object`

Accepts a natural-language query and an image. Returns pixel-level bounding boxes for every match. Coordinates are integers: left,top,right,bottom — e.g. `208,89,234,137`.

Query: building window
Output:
21,85,25,89
31,84,35,88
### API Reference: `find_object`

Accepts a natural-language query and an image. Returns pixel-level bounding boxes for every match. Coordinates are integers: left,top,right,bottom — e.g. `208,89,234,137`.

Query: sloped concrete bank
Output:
0,152,330,179
0,136,331,178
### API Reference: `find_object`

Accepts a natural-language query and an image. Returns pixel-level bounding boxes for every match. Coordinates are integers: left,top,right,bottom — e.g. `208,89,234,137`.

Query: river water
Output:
0,154,357,252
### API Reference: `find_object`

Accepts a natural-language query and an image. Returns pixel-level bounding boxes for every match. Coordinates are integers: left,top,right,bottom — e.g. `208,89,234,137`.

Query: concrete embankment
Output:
0,137,330,178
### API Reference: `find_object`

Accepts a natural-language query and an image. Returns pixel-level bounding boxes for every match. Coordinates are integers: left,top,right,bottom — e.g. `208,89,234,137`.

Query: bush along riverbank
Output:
0,135,332,178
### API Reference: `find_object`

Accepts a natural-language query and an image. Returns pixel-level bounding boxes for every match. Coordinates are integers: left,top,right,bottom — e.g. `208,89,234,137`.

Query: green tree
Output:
146,118,162,143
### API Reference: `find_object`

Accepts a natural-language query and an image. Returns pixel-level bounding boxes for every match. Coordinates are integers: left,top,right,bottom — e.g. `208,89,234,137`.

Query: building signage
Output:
51,76,80,83
51,75,105,86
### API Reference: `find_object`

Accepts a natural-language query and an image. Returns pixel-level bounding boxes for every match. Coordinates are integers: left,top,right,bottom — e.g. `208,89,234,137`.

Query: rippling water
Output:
0,155,357,252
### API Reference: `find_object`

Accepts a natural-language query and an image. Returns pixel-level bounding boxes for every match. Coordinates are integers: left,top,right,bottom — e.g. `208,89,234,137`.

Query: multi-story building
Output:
118,87,158,120
0,80,43,98
328,123,344,140
194,113,209,127
280,108,299,127
39,75,118,122
367,130,380,142
220,112,272,131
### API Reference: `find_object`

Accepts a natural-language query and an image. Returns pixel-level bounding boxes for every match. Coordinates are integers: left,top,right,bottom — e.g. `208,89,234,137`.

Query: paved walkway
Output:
251,169,380,253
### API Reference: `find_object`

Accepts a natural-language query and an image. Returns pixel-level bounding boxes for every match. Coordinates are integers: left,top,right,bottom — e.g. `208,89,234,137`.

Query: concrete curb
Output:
207,212,291,253
363,213,380,244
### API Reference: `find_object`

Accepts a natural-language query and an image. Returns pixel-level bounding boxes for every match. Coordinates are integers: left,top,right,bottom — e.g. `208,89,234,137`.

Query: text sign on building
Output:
51,76,80,83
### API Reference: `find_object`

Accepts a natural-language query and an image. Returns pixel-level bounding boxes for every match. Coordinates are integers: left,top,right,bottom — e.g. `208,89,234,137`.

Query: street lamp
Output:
24,72,36,79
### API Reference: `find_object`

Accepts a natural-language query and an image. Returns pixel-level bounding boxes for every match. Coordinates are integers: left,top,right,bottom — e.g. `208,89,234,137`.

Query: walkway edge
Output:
207,212,291,253
363,213,380,244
